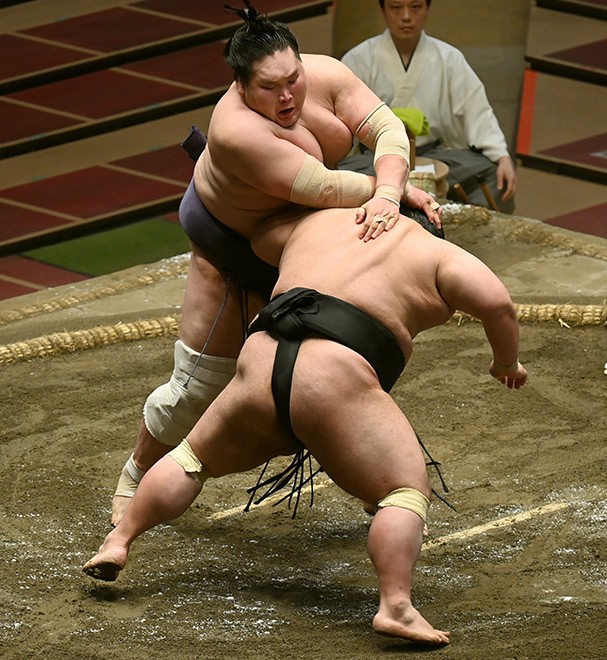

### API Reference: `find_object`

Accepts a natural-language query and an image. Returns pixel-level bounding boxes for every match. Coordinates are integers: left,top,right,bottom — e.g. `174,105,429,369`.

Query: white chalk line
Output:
208,478,332,521
424,501,570,550
209,480,570,548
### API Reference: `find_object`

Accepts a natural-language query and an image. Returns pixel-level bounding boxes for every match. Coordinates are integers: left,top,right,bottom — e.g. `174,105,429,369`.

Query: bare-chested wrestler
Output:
111,1,443,526
84,203,527,646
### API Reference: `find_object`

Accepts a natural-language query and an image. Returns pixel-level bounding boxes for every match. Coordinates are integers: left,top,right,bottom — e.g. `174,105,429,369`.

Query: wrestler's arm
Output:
329,57,442,230
437,248,528,389
219,119,375,211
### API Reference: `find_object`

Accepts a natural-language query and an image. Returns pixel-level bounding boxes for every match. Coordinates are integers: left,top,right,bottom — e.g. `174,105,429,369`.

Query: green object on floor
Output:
24,218,189,276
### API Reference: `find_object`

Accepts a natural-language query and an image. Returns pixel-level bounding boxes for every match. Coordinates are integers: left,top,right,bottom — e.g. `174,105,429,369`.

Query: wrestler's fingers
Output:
384,214,399,231
354,206,367,224
366,215,394,241
428,200,443,229
359,215,384,241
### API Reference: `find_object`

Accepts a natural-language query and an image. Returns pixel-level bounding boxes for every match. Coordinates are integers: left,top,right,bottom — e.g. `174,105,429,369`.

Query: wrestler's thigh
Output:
179,243,266,357
290,340,430,504
187,333,298,476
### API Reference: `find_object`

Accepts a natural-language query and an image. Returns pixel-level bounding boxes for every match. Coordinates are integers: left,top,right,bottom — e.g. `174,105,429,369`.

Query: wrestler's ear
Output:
235,78,246,98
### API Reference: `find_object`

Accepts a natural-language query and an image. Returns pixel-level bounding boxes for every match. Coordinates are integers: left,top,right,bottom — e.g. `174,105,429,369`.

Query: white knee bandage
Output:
377,487,430,522
168,439,211,486
356,102,410,166
289,155,374,208
144,340,236,446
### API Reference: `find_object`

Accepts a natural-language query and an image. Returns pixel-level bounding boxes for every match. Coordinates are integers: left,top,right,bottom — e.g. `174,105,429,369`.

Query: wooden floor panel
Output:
0,255,89,301
544,202,607,238
1,166,186,220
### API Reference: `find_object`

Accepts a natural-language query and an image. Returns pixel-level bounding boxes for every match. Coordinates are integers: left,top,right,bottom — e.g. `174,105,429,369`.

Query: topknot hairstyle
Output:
223,1,301,84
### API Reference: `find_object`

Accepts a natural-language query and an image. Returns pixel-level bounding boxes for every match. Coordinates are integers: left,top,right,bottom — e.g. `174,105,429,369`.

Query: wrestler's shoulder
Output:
302,54,360,98
210,106,275,150
302,53,350,77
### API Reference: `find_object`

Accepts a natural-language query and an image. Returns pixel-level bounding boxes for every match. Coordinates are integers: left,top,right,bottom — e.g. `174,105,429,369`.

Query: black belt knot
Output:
250,288,319,339
268,296,318,340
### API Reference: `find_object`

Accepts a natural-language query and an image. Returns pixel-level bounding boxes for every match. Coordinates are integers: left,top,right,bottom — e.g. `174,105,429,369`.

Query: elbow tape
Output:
356,102,410,166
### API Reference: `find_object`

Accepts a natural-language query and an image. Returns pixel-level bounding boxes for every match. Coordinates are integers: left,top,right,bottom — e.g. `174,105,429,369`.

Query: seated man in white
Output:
341,0,517,212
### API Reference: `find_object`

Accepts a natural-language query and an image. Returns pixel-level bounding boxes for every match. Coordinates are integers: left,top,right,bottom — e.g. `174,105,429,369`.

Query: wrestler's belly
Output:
194,170,292,239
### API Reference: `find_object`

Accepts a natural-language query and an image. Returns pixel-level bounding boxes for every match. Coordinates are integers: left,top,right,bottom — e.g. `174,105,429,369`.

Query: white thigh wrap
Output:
289,155,374,208
377,487,430,522
356,102,409,166
144,340,236,446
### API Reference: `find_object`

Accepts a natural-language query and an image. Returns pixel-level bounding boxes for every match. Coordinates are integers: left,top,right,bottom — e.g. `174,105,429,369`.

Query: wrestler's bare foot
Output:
82,532,129,582
373,601,450,645
111,494,133,527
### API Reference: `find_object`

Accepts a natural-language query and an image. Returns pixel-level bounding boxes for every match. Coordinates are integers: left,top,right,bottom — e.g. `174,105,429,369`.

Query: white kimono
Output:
342,30,509,163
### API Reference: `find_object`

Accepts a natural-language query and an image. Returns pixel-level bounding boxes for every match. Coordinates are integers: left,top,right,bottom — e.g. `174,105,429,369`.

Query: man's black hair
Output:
379,0,431,8
223,2,301,84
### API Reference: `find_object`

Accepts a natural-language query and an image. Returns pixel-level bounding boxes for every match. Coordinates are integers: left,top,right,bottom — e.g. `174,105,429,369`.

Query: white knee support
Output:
143,340,236,446
377,487,430,522
168,439,211,486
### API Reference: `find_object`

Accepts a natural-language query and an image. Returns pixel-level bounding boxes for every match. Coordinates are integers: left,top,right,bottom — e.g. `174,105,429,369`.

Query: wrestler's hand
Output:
355,198,400,242
489,359,528,390
404,184,443,229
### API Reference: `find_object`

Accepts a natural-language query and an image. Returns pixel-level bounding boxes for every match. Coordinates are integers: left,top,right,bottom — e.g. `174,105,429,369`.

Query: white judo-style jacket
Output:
341,30,509,163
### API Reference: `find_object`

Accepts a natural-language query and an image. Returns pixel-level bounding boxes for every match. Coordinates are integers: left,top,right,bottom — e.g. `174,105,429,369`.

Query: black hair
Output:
379,0,431,8
223,1,301,84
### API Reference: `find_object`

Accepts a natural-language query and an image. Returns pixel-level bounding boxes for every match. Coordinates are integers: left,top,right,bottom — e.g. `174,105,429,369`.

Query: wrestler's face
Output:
382,0,429,44
238,48,306,128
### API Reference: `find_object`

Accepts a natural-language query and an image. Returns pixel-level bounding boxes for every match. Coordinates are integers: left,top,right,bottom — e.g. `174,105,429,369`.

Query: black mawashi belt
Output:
246,288,454,517
248,287,405,438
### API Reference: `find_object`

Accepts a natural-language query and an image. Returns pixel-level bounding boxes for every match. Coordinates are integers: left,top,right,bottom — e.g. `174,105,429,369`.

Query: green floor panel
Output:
24,218,190,276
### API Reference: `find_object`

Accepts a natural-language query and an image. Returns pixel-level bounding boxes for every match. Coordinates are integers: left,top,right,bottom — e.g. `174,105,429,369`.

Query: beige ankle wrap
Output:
114,454,145,498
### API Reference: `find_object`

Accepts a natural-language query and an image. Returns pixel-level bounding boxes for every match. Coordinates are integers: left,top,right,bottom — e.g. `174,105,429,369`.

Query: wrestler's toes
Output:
82,560,122,582
412,629,451,646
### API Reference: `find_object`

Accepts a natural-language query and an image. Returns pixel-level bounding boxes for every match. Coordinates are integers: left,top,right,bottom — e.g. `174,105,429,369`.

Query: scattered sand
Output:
1,207,606,659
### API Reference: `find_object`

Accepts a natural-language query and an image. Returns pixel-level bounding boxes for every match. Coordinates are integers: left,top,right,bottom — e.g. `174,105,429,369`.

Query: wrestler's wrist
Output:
403,183,414,200
374,184,401,207
493,358,519,371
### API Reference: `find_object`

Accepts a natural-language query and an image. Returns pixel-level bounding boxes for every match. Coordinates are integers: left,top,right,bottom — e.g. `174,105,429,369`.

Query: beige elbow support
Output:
289,155,374,208
377,487,430,522
356,102,410,166
168,439,211,487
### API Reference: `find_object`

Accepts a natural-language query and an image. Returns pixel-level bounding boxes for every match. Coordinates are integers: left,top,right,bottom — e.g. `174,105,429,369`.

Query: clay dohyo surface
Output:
1,210,606,659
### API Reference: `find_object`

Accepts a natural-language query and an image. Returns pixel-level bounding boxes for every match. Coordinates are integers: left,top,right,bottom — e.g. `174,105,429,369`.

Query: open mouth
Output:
278,107,295,119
